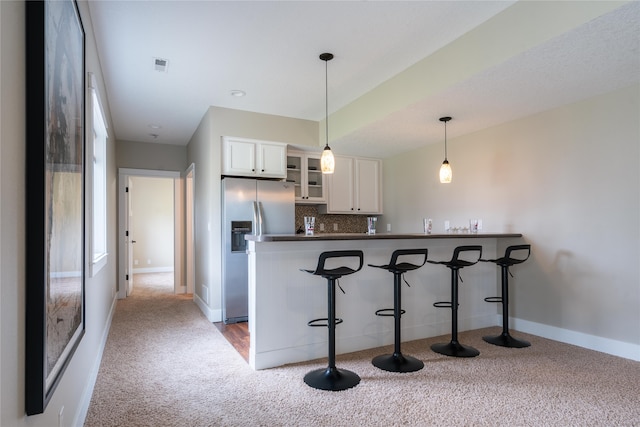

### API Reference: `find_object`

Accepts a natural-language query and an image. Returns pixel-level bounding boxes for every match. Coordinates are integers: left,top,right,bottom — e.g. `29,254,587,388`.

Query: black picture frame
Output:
25,0,86,416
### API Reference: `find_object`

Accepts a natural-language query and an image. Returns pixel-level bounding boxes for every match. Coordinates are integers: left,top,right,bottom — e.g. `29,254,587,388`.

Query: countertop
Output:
245,232,522,242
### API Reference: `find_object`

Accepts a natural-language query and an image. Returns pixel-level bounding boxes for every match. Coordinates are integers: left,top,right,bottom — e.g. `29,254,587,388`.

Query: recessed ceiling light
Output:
230,90,246,97
148,124,162,130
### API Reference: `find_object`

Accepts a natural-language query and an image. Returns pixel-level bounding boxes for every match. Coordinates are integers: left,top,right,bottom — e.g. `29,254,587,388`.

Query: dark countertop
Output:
246,232,522,242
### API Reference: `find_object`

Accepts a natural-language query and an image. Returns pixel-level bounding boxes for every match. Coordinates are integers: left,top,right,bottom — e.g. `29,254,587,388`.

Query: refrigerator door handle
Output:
257,201,265,235
253,201,263,236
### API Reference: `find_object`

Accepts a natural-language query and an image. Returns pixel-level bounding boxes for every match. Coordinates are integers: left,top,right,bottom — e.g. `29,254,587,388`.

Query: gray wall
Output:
116,139,187,171
187,107,318,320
381,85,640,354
1,1,118,425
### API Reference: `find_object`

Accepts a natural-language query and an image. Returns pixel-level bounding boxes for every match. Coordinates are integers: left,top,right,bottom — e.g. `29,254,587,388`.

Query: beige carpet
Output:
85,273,640,426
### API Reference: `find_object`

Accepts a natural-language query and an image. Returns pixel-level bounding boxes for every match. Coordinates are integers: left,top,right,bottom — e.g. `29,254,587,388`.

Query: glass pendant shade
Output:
439,159,452,183
321,145,335,174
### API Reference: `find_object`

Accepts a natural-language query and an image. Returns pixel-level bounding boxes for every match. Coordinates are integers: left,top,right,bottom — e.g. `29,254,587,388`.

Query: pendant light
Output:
439,116,452,183
320,53,335,174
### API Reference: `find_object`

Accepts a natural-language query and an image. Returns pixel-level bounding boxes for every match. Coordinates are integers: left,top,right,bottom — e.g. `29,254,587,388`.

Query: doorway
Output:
118,168,181,299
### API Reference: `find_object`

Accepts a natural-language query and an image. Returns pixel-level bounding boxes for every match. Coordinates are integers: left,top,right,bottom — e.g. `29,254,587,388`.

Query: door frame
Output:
183,163,195,294
118,168,181,299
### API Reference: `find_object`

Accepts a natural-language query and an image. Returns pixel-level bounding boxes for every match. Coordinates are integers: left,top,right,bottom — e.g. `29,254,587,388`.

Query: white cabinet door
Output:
222,137,287,178
326,156,355,213
324,156,382,214
355,158,382,214
258,142,287,178
287,151,326,203
224,138,256,176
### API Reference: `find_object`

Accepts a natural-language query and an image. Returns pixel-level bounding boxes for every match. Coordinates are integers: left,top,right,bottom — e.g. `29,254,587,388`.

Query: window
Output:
89,73,108,276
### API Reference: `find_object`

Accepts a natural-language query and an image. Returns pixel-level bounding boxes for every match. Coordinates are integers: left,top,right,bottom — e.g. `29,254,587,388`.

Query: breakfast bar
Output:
245,232,523,370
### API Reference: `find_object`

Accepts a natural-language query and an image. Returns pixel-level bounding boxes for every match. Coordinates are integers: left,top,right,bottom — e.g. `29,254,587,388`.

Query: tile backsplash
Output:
295,205,369,234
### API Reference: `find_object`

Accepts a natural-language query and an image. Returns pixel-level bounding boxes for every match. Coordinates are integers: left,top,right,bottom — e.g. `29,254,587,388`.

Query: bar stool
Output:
300,250,364,391
480,244,531,348
369,249,429,373
428,245,483,358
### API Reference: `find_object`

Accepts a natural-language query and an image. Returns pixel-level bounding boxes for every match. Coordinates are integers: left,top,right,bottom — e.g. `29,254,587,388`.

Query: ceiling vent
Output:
154,57,169,73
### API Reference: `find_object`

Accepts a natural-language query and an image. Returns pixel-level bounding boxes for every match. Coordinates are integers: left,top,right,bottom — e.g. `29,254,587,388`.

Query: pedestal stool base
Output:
431,340,480,358
304,367,361,391
483,332,531,348
372,353,424,373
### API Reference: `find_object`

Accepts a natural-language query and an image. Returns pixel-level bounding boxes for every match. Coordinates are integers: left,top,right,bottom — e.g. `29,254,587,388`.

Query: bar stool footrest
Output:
307,317,343,327
433,301,453,309
484,296,503,303
375,308,405,317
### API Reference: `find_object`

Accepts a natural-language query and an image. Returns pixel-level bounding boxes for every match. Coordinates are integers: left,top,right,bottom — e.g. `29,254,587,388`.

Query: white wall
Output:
382,85,640,357
1,1,118,425
187,107,318,321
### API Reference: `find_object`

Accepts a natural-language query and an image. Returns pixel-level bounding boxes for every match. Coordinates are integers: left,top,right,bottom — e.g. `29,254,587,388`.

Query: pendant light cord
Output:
325,58,329,148
444,120,447,160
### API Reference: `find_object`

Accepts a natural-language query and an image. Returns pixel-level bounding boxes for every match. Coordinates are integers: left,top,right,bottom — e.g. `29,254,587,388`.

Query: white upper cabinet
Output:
222,136,287,178
286,150,326,204
323,155,383,214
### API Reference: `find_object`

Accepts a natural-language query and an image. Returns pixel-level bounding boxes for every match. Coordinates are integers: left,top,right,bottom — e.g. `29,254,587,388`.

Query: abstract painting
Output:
25,0,85,415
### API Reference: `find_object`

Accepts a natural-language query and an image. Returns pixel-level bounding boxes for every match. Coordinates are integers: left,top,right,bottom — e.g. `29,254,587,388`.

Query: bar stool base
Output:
431,340,480,358
372,353,424,373
304,367,361,391
483,332,531,348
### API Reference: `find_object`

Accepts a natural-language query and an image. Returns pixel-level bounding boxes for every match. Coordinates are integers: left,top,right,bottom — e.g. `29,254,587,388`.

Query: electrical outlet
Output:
387,223,391,232
134,259,139,265
333,223,338,231
319,223,325,231
147,259,151,265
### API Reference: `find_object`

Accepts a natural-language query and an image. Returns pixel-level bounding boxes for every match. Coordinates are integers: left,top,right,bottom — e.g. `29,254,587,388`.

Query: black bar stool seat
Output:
428,245,483,358
480,244,531,348
369,248,429,373
301,250,363,391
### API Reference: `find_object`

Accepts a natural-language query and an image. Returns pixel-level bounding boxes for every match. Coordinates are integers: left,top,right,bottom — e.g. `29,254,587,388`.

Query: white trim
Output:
132,266,174,274
90,252,108,277
510,316,640,362
183,163,195,294
118,168,181,299
194,293,220,323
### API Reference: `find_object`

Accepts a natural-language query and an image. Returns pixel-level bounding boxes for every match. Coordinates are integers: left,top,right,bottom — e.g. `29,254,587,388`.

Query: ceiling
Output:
88,1,640,158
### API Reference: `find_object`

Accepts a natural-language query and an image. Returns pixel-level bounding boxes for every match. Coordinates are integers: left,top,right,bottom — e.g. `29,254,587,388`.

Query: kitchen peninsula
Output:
245,232,523,370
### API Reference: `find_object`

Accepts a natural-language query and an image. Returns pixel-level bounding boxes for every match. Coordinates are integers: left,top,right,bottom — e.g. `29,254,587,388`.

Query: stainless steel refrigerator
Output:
221,177,295,324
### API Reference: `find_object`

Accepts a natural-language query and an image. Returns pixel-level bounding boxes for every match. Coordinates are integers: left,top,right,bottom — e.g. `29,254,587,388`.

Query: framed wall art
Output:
25,0,86,415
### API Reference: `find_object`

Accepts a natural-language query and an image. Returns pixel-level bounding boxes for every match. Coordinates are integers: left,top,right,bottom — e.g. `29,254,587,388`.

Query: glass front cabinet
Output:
286,150,326,204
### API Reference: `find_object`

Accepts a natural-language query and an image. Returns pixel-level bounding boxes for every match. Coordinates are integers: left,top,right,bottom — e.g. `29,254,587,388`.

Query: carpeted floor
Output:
84,273,640,426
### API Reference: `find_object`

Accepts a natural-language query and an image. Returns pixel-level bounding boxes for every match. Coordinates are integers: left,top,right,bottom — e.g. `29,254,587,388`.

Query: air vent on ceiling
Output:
154,57,169,73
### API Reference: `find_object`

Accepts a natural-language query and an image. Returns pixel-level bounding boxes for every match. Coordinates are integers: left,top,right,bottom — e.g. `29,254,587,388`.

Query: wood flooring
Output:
214,321,249,362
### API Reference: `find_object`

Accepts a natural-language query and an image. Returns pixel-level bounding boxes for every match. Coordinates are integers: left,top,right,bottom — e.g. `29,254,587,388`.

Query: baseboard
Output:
510,317,640,362
74,293,118,427
132,266,174,274
194,293,221,323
